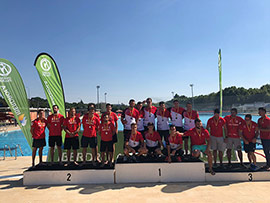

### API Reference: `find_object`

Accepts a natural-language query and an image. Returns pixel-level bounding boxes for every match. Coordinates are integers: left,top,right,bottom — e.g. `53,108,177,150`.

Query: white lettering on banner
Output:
0,86,21,115
61,152,101,161
0,62,12,76
40,58,51,71
44,80,55,105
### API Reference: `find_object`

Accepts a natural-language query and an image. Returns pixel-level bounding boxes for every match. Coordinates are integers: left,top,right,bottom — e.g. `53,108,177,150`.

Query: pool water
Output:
0,114,262,157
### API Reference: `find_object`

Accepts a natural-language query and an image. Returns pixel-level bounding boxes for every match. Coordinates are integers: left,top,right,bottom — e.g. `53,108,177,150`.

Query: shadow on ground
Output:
0,177,248,195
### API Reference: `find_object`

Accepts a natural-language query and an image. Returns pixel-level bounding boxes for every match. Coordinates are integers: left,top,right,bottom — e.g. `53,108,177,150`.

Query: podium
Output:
23,157,270,185
115,155,205,183
23,163,114,186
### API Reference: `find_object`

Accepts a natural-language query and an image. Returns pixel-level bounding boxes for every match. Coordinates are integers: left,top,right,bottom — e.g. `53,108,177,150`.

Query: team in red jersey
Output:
156,101,171,141
63,108,81,165
206,109,227,167
258,107,270,170
183,102,199,155
136,101,145,136
102,103,118,162
31,109,47,167
81,107,100,165
121,99,139,143
28,97,270,173
165,125,184,163
170,100,185,132
124,123,147,162
98,114,115,167
143,98,157,130
183,118,215,175
240,114,259,170
145,122,163,156
224,108,244,166
47,105,64,164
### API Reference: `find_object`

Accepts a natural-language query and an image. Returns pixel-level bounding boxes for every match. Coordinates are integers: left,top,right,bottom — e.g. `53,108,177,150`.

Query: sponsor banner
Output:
34,53,66,140
0,58,32,146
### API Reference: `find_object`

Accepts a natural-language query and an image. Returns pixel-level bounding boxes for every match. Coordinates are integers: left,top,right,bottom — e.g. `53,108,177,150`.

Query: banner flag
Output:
218,49,223,116
34,53,66,117
0,58,32,146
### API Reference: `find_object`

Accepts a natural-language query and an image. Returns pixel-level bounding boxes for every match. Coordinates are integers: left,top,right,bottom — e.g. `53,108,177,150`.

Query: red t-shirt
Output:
63,116,81,138
184,127,210,146
101,111,118,125
94,112,100,119
258,116,270,140
122,108,139,120
98,122,115,141
47,113,64,136
240,121,257,142
128,131,144,147
82,114,100,137
224,115,244,138
207,116,226,137
145,131,161,147
167,133,183,145
31,118,47,139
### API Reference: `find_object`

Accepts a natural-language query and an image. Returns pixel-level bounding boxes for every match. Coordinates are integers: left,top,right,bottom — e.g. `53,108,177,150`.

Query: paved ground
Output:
1,156,270,203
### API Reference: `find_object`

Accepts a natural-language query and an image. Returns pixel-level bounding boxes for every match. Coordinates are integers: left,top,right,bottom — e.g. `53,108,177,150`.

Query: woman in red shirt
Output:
31,110,47,167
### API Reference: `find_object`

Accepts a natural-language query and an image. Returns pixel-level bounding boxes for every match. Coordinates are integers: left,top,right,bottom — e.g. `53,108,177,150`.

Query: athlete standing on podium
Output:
156,101,171,142
206,109,227,167
81,107,100,165
240,114,259,171
224,108,244,167
170,100,185,133
47,105,64,165
257,107,270,170
183,102,199,155
143,98,157,130
136,101,145,137
101,103,118,162
31,109,47,167
63,107,80,166
121,99,139,144
184,118,215,175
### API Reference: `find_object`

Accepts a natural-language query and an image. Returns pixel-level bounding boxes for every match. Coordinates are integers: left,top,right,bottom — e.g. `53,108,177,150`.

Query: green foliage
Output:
167,84,270,110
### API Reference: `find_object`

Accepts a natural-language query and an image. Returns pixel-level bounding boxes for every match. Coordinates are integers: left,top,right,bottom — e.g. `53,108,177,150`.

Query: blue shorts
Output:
192,145,207,153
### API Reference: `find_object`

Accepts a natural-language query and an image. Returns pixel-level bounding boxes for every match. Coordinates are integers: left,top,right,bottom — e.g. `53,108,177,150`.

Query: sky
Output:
1,0,270,104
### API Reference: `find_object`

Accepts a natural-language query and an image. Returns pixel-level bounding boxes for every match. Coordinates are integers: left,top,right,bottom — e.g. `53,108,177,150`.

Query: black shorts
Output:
123,129,131,141
128,145,140,152
163,148,184,156
49,136,62,147
157,130,170,142
182,130,189,140
244,142,256,153
147,146,159,154
112,133,118,143
64,137,79,150
81,136,97,148
176,126,184,133
32,138,46,148
100,140,113,152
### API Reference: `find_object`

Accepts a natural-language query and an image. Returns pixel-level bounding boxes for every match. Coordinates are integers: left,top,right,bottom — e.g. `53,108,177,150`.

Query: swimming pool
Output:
0,114,262,157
